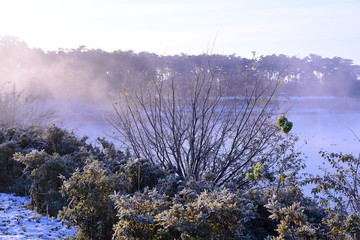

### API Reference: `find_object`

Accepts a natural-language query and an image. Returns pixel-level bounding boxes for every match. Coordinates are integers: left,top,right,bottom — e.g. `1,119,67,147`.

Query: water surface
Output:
57,97,360,174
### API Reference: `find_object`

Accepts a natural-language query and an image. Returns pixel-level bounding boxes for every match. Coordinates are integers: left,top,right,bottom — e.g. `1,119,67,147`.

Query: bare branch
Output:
108,61,288,186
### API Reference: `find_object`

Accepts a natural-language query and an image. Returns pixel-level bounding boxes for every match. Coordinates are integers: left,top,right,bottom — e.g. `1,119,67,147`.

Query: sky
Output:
0,0,359,63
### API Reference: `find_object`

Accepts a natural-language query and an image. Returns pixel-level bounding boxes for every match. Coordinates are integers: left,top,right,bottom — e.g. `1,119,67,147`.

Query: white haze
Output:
0,37,359,177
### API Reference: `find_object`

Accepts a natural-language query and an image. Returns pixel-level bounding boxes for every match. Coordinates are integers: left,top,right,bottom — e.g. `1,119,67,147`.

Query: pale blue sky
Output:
0,0,359,63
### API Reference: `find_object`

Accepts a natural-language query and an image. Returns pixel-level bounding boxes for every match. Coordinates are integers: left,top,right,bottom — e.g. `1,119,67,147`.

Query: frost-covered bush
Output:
307,151,360,214
6,123,360,239
266,200,317,240
159,188,255,240
259,168,331,240
42,125,90,156
112,187,256,240
97,137,126,165
323,211,360,240
0,139,24,192
5,125,98,215
304,151,360,239
0,126,42,194
58,156,166,239
0,124,109,216
112,188,170,239
119,158,166,193
155,172,185,197
13,150,81,216
59,159,128,240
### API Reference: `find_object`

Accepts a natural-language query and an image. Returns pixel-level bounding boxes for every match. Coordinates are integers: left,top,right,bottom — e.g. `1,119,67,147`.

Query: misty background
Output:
2,36,360,100
1,36,360,170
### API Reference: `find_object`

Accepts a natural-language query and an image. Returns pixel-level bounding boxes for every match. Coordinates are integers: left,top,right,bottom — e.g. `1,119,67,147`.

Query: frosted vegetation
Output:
0,84,55,128
0,37,359,239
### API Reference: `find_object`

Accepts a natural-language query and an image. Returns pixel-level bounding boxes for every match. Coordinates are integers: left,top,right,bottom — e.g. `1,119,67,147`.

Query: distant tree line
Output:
1,36,359,101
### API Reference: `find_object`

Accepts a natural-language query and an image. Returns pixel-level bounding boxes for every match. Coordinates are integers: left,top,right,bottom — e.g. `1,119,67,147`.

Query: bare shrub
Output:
0,83,55,127
108,62,287,187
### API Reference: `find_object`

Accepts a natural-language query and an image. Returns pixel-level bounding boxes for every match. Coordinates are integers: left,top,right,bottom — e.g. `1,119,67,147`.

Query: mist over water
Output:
284,97,360,174
50,95,360,177
5,95,359,176
53,101,114,141
1,37,360,174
